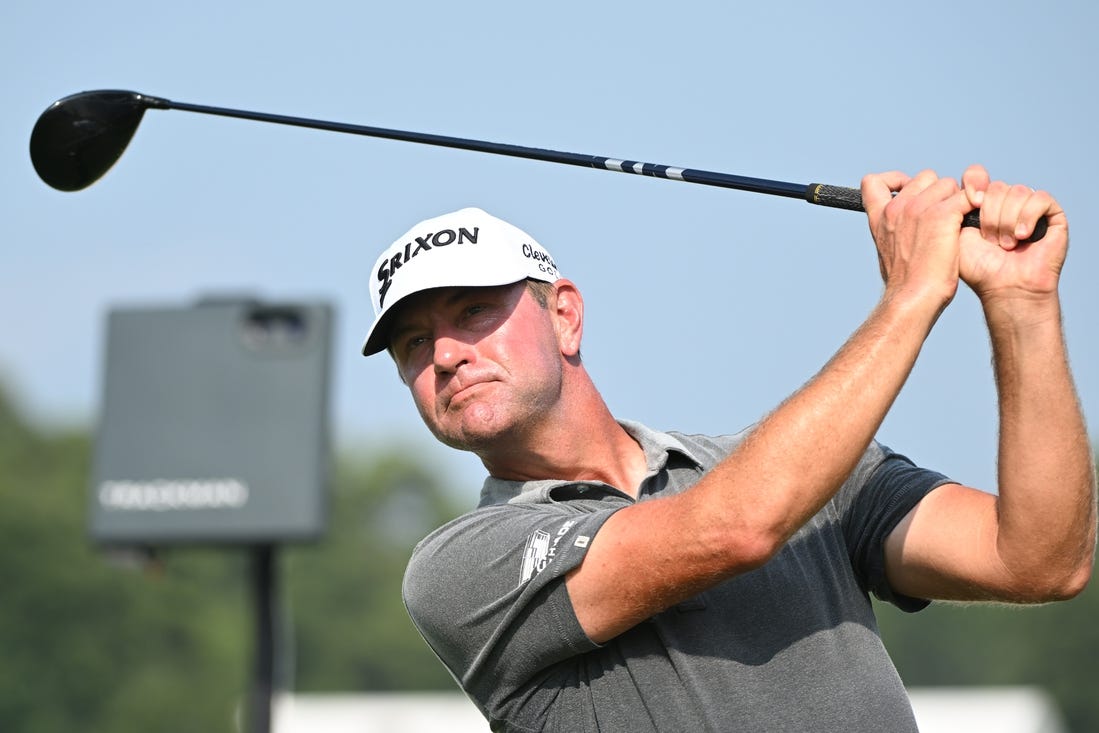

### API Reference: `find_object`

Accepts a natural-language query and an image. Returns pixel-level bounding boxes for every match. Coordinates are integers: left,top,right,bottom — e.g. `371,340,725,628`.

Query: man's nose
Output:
433,332,473,374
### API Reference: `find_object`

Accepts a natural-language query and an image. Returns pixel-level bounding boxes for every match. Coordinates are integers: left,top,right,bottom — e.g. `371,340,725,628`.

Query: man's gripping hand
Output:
860,169,974,317
957,164,1069,308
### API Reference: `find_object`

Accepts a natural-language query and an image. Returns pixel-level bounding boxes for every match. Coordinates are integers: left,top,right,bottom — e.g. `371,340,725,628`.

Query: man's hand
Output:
860,169,974,315
957,164,1069,306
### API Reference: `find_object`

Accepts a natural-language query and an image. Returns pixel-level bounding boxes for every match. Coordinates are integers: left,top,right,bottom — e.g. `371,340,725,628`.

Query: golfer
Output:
362,165,1096,732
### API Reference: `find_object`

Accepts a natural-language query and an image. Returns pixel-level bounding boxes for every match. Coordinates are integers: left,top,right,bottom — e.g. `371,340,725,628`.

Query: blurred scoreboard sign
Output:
89,298,333,545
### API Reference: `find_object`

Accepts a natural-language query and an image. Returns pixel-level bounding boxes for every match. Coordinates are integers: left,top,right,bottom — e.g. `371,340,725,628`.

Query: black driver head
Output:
30,90,161,191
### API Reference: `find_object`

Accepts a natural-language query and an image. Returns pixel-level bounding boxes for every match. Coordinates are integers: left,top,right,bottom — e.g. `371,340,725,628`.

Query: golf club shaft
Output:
147,96,855,211
131,94,1046,241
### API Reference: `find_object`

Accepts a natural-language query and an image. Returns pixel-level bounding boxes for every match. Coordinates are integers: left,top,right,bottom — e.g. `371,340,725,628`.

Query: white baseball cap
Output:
361,207,563,355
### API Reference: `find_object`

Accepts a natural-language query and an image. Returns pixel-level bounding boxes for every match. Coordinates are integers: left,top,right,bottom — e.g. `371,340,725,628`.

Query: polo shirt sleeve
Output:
402,500,621,710
839,441,954,612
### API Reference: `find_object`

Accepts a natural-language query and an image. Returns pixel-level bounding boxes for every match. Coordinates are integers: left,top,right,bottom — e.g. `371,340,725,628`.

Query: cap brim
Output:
360,275,554,357
361,307,399,356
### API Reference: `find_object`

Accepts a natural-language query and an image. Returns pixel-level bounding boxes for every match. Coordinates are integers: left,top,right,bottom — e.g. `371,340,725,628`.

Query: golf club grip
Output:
807,184,1049,243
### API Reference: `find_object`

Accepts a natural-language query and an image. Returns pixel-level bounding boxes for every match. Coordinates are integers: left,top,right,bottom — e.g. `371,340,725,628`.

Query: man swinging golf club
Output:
362,165,1096,732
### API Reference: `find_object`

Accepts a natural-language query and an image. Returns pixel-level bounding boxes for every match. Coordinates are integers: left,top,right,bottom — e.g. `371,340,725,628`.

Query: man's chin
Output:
434,413,520,454
433,401,502,447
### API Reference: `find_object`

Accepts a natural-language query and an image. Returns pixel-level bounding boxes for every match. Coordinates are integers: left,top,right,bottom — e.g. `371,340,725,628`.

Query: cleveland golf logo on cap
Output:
521,242,559,279
376,225,481,309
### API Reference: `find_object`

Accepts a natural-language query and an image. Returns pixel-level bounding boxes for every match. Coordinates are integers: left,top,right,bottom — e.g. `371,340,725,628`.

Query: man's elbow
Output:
1054,551,1095,600
717,525,788,574
1018,552,1094,603
1051,515,1099,600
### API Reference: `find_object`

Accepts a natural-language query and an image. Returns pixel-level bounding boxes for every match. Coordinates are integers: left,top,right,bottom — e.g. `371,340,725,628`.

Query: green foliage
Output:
283,449,463,692
0,385,463,733
877,576,1099,733
0,388,249,733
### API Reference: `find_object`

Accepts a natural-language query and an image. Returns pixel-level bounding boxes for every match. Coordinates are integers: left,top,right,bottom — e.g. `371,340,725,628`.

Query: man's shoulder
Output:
402,499,621,627
410,503,519,556
407,500,609,573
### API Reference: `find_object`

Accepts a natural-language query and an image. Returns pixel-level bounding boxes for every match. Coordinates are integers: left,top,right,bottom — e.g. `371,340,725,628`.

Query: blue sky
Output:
3,1,1097,502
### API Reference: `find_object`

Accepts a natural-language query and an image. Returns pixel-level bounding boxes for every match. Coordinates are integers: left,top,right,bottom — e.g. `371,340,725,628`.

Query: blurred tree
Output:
0,387,249,733
283,448,464,692
876,456,1099,732
0,384,463,732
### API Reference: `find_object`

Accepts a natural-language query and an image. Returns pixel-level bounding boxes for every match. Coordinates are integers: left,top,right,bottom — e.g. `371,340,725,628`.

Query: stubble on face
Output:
437,337,563,455
402,283,566,456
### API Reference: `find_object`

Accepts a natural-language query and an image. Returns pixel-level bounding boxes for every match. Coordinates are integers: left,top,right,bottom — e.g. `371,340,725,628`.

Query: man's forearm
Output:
695,291,944,561
985,295,1097,596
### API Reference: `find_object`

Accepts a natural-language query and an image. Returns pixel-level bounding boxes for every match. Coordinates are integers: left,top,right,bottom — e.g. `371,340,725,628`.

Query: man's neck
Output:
478,395,648,498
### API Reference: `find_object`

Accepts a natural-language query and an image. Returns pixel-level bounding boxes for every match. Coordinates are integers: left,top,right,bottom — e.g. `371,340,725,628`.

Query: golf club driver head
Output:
30,90,164,191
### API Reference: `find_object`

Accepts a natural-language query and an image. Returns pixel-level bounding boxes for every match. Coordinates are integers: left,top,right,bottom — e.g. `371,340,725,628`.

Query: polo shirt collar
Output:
477,420,704,507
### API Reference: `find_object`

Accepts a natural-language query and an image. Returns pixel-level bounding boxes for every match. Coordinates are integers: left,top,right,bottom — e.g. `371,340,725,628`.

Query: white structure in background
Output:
273,693,486,733
909,687,1068,733
273,687,1069,733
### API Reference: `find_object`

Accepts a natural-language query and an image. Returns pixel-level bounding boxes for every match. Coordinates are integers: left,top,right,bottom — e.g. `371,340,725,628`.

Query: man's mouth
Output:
445,379,494,410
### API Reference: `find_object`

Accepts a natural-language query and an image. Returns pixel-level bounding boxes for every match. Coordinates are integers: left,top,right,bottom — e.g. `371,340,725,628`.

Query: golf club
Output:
30,89,1046,242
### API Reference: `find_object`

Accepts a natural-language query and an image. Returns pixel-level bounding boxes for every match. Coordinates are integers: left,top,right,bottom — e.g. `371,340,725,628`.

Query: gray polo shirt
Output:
403,421,951,732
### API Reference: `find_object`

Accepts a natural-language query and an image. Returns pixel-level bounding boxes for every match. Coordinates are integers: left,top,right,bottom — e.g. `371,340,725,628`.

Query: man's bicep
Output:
565,494,743,644
564,507,658,644
884,482,1005,601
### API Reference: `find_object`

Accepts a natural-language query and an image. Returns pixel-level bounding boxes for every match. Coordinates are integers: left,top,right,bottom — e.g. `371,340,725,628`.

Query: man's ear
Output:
551,279,584,357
